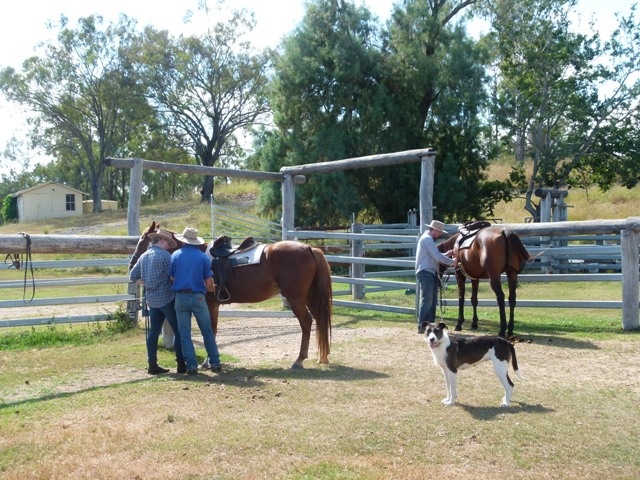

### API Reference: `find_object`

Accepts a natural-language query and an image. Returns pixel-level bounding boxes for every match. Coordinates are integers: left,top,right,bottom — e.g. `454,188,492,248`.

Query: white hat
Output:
175,227,205,246
426,220,448,234
148,229,177,249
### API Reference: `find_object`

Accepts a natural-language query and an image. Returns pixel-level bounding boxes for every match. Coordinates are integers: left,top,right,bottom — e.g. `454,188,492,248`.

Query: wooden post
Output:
419,152,435,228
127,282,140,325
281,174,295,240
351,222,365,300
417,152,435,322
127,158,143,236
621,227,639,331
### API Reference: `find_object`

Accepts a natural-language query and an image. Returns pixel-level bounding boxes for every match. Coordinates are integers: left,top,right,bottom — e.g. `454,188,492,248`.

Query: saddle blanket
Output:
206,242,266,266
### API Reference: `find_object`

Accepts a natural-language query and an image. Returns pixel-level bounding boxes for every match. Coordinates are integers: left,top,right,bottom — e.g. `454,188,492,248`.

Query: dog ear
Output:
438,322,448,331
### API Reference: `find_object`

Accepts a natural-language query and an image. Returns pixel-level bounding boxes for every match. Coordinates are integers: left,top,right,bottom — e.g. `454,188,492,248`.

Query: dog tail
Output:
510,343,524,381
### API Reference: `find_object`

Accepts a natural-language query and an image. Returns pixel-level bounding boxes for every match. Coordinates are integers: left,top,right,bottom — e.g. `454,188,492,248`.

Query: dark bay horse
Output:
129,221,333,368
437,225,530,338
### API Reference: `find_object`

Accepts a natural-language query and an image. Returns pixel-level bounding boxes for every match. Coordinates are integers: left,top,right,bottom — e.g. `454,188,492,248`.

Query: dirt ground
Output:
1,303,396,403
4,303,640,406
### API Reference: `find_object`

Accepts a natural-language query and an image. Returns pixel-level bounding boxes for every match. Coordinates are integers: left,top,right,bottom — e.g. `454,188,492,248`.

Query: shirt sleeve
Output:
423,235,454,266
129,259,141,282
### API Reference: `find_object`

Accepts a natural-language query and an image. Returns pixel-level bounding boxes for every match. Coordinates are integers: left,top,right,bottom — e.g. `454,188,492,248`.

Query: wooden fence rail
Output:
1,216,639,330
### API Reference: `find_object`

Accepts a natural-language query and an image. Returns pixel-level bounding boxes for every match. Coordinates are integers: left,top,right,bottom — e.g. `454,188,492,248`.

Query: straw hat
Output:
175,227,205,246
426,220,448,234
148,229,177,249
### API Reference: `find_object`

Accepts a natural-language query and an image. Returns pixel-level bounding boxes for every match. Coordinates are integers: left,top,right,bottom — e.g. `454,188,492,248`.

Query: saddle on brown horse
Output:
456,220,492,250
209,235,259,301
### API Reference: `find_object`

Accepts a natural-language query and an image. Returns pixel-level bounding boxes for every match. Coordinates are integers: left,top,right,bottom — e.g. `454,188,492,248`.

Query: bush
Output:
2,194,18,223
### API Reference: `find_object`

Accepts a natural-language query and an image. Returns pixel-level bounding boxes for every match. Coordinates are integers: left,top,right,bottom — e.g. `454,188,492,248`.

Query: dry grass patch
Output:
1,316,639,479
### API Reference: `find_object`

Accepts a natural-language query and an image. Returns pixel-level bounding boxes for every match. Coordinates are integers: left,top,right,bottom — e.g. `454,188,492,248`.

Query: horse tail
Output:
308,247,333,363
504,229,530,273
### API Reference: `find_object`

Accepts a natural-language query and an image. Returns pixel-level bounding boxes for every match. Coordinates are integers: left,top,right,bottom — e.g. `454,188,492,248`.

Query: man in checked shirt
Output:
129,229,187,374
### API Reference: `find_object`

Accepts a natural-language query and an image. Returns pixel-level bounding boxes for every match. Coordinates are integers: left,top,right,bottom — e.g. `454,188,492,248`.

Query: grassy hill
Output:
1,163,638,236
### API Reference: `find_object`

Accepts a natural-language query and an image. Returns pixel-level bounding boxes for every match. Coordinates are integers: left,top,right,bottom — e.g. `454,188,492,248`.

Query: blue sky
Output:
0,0,635,173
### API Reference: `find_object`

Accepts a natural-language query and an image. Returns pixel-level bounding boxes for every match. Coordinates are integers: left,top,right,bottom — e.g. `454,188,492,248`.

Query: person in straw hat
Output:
415,220,457,334
169,226,222,375
129,229,186,374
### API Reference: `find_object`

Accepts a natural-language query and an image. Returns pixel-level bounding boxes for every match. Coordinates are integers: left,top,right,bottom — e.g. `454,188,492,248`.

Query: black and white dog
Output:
424,322,523,407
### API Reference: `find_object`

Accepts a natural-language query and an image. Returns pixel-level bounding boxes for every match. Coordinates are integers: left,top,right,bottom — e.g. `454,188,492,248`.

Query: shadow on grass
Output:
0,375,157,412
1,363,386,412
199,363,389,387
459,401,554,420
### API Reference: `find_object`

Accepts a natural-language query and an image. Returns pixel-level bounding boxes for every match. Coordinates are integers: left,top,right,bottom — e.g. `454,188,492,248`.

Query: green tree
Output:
136,8,271,203
263,0,384,225
0,15,153,212
260,0,518,225
489,0,640,220
1,194,18,223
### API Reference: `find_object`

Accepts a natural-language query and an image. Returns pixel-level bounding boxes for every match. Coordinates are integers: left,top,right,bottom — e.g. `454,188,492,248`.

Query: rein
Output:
4,232,36,303
438,268,452,320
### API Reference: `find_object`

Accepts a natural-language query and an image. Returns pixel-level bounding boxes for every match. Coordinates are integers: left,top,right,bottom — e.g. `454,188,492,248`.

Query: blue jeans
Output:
417,270,438,328
147,299,184,365
175,292,221,370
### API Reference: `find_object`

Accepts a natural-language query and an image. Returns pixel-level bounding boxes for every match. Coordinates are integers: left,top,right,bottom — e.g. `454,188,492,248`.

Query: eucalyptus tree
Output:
0,15,152,212
137,10,271,203
488,0,640,220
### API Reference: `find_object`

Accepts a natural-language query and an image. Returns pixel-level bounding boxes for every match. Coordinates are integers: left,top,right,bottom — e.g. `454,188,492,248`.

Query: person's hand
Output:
135,279,144,286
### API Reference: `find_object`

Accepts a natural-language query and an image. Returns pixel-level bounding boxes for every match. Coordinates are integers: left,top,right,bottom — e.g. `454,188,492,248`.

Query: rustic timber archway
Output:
105,148,437,237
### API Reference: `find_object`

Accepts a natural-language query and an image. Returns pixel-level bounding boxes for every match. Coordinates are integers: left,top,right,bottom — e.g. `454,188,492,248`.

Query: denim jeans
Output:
174,291,221,370
416,270,438,328
147,299,184,365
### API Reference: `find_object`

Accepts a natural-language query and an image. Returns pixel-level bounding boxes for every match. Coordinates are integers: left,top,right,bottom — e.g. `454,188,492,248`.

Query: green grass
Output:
0,311,135,351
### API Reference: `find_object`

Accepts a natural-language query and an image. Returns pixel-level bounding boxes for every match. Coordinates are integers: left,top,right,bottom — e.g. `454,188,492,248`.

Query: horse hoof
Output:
454,325,462,332
471,324,478,330
290,362,304,370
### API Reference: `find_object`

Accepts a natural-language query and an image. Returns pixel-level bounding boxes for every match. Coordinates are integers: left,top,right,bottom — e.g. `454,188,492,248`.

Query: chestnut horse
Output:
437,225,530,338
129,221,332,368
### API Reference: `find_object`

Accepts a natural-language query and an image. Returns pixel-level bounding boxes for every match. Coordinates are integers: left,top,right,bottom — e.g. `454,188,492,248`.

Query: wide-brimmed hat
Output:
426,220,448,234
148,229,177,249
175,227,205,246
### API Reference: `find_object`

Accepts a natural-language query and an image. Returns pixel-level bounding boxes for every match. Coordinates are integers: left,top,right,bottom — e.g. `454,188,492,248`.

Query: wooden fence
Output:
1,217,638,330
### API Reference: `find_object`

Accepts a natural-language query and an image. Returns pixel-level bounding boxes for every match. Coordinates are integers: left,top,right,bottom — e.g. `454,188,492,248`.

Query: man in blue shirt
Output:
415,220,457,334
170,227,222,375
129,229,186,374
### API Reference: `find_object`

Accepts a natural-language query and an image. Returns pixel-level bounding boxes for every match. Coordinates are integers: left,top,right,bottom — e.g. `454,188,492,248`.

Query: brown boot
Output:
148,362,170,375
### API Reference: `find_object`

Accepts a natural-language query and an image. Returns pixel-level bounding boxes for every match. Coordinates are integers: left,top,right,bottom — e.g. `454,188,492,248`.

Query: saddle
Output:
456,220,492,250
208,235,261,302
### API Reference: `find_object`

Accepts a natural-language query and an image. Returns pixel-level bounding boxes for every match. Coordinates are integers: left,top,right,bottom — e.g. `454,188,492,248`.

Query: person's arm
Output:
424,236,455,266
204,277,216,293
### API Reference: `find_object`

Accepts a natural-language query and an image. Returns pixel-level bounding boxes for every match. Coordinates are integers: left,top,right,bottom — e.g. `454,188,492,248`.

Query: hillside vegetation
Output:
1,162,639,236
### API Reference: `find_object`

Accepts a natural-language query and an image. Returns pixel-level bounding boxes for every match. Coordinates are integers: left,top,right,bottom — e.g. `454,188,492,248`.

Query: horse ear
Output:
438,322,448,331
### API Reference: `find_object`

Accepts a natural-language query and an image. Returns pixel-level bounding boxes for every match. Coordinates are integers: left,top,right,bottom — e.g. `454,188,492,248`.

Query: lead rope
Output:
438,268,451,321
6,233,36,303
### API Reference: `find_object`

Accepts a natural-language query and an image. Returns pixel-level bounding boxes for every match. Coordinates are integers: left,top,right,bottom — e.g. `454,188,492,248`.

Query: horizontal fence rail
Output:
1,217,638,330
287,217,640,330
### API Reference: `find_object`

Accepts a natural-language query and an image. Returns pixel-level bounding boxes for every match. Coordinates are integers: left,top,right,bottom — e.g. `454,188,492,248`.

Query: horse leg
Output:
489,277,507,337
287,297,313,369
455,272,466,331
470,279,480,330
206,293,220,335
506,271,518,337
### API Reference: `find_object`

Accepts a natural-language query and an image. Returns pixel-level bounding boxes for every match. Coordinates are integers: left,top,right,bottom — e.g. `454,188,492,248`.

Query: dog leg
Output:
493,359,513,407
442,370,457,406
